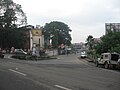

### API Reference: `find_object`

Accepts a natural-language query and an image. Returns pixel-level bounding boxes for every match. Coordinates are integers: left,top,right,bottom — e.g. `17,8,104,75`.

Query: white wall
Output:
30,30,44,50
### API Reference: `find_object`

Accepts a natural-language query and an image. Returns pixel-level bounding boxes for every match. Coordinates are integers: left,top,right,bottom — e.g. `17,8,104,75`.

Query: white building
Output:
30,29,44,50
105,23,120,34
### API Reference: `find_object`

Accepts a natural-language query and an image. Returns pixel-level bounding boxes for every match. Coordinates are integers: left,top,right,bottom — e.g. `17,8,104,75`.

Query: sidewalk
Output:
45,49,58,56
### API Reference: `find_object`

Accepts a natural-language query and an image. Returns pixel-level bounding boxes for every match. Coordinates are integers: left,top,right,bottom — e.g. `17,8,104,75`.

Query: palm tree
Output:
86,35,94,50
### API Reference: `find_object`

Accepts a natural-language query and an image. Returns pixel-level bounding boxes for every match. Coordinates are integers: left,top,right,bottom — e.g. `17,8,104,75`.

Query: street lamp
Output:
50,34,54,56
55,29,59,48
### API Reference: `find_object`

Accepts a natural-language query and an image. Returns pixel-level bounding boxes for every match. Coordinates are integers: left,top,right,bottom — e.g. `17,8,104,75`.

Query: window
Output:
105,55,108,59
101,55,103,59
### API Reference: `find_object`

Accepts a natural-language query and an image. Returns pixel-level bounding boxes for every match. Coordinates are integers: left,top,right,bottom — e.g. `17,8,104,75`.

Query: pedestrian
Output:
32,47,37,61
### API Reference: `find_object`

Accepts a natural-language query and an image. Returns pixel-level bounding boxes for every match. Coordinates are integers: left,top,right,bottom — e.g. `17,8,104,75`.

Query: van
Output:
95,53,120,69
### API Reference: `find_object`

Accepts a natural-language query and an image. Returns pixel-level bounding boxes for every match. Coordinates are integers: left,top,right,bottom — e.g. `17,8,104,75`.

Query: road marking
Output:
55,85,72,90
8,69,27,76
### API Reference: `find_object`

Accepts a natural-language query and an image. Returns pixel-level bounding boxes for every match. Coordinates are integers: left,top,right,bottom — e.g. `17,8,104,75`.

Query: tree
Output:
0,0,27,49
95,32,120,54
0,0,27,29
86,35,94,50
43,21,72,48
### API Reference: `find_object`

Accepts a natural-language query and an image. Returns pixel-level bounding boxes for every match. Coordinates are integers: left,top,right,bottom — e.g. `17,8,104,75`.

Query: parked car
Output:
0,48,4,58
95,53,120,69
14,49,27,55
80,51,87,58
0,52,4,58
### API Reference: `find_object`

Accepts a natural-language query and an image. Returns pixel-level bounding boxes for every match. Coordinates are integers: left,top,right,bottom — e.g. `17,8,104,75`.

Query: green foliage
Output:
0,0,28,49
95,32,120,54
11,55,57,60
0,0,27,48
0,0,27,29
43,21,72,48
0,28,29,49
86,35,94,50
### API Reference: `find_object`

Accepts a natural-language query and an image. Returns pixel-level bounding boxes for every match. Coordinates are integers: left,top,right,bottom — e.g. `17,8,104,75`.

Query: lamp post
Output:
65,38,68,55
50,34,54,56
56,29,59,48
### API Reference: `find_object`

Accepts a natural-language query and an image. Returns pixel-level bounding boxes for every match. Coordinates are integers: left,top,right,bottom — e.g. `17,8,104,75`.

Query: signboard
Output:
31,29,42,36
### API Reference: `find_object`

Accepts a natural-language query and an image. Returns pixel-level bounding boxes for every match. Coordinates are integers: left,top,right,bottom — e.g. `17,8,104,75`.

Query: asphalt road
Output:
0,54,120,90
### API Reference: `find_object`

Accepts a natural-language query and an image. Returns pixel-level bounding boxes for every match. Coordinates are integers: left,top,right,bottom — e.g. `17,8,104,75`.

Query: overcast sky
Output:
14,0,120,43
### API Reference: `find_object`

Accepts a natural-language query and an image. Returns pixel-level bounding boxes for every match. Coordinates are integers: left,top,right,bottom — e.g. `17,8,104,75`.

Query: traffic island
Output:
11,54,57,60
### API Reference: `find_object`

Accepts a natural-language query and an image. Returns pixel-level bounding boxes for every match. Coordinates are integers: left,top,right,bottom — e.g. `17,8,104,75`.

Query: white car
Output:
80,51,87,58
14,49,27,55
96,53,120,69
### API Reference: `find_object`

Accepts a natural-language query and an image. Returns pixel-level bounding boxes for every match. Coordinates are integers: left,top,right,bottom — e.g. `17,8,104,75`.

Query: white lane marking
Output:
55,85,72,90
8,69,27,76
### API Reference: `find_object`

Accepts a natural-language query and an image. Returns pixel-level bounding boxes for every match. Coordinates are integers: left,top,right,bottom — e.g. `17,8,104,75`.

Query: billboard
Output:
31,29,42,36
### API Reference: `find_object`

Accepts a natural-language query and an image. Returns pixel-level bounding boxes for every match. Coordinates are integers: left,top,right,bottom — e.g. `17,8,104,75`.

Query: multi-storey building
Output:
105,23,120,34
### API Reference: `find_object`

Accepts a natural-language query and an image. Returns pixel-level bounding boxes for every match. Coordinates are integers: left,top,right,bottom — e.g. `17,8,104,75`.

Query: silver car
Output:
14,49,27,55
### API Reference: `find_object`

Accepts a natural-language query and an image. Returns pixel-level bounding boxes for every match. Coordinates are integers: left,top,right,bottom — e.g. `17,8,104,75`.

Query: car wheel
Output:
104,62,109,69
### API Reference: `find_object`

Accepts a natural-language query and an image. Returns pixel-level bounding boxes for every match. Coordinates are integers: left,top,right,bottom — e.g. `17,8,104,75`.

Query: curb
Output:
78,57,94,62
85,58,94,62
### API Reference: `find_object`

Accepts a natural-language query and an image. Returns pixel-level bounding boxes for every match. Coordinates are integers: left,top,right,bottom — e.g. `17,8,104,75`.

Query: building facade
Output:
105,23,120,34
30,29,44,50
72,43,85,52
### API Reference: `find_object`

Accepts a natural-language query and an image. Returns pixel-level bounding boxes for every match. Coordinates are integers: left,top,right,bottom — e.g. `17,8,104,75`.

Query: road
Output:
0,54,120,90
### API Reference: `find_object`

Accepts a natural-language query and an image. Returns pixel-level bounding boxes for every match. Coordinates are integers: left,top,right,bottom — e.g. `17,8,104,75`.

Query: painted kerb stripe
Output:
55,85,72,90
